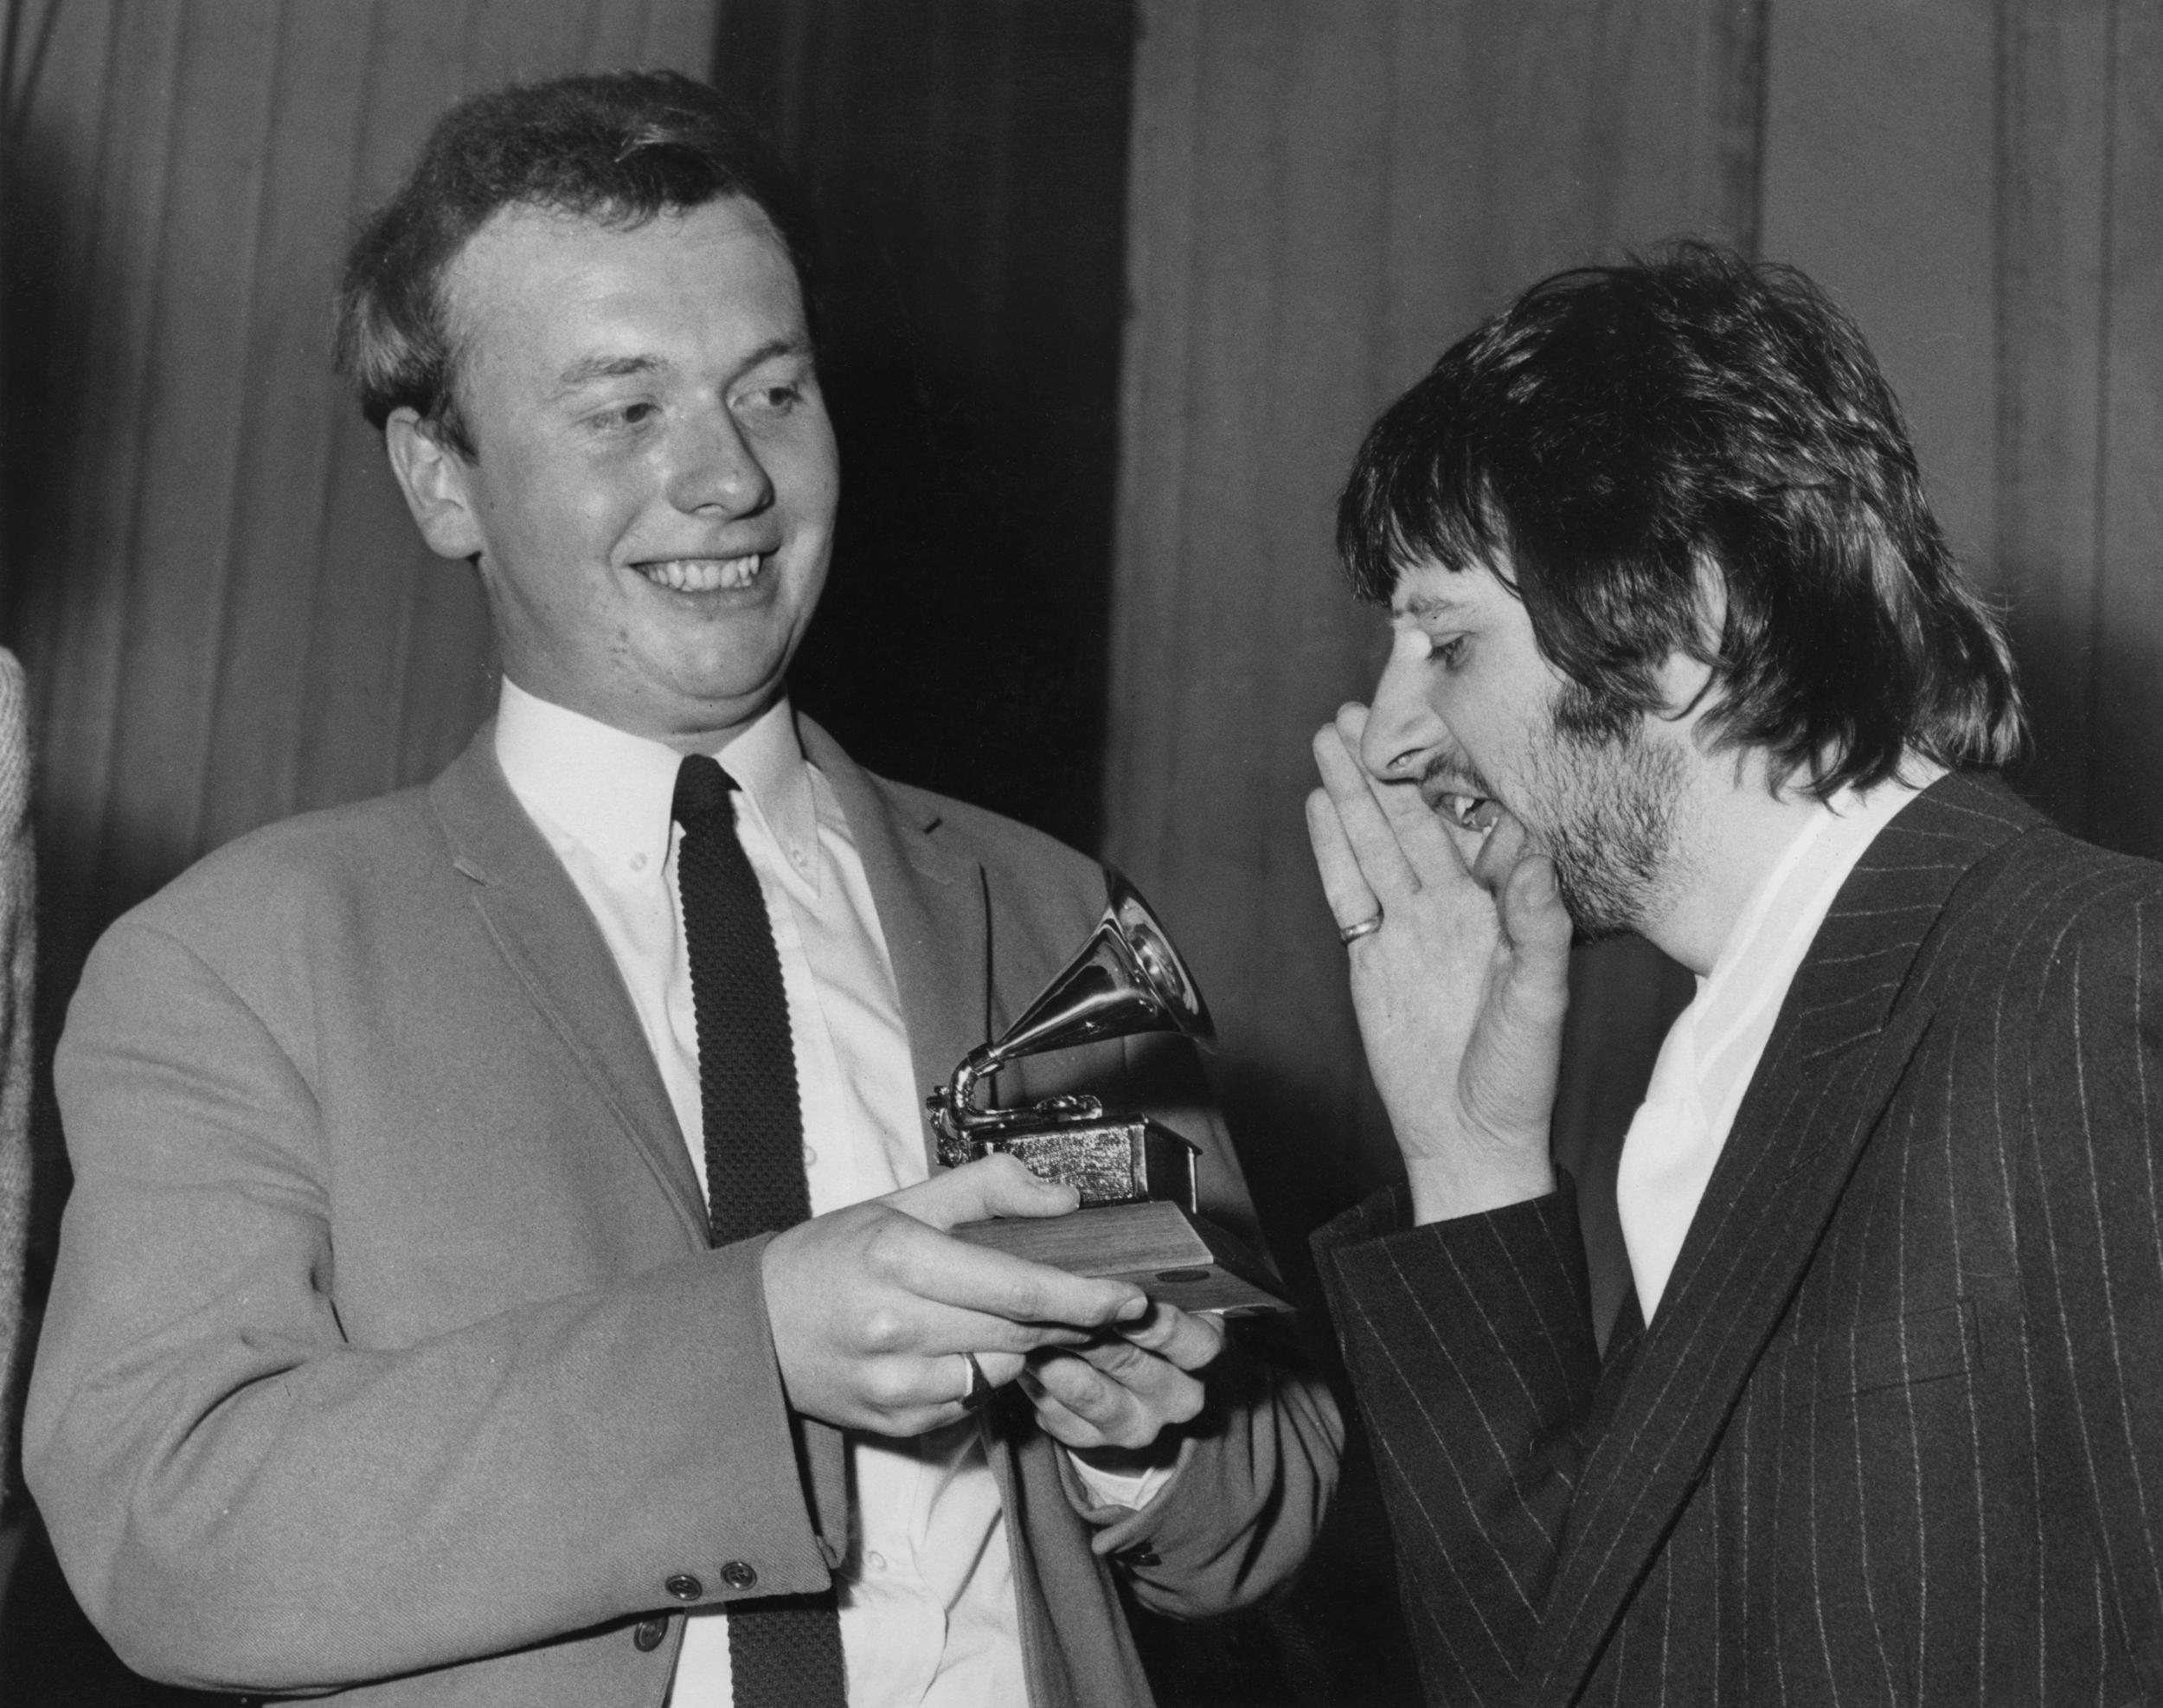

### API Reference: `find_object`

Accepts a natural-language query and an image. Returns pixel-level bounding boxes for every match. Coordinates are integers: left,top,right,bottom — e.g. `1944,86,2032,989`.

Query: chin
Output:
1550,862,1659,944
651,642,799,704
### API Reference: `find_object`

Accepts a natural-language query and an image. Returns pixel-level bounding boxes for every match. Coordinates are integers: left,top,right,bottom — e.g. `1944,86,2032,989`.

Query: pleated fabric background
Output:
2,0,715,1012
1106,0,1763,1326
0,4,716,1694
1103,0,2163,1338
0,0,2154,1700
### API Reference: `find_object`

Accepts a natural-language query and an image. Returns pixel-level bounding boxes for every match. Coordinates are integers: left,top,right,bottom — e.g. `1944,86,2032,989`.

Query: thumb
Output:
888,1153,1081,1231
1497,854,1574,1020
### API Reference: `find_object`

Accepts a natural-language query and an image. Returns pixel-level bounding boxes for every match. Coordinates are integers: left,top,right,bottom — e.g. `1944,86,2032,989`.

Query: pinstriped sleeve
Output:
1313,1178,1601,1706
2018,883,2163,1684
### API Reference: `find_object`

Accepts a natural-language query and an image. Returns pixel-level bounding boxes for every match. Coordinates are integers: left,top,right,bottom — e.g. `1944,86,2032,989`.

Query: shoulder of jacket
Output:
1927,818,2163,998
870,774,1103,886
1973,817,2163,910
122,783,446,938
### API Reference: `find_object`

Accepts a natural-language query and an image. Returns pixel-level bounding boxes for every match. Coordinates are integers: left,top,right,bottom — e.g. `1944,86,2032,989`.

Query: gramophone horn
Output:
986,870,1214,1071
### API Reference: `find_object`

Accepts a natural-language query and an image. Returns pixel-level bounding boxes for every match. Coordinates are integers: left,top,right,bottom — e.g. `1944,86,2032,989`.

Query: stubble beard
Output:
1524,684,1690,942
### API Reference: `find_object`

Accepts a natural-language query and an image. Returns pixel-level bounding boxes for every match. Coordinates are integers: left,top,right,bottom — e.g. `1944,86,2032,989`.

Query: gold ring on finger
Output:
1338,913,1383,945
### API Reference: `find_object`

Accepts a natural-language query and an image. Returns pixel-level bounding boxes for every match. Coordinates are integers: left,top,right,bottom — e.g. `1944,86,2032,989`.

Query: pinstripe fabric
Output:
1316,773,2163,1705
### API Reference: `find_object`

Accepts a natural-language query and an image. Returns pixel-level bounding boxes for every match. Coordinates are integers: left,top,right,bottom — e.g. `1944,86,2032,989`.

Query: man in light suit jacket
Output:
1304,243,2163,1703
25,72,1337,1706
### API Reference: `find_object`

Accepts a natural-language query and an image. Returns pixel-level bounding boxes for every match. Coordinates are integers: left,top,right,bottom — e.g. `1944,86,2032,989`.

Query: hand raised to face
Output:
1306,703,1574,1224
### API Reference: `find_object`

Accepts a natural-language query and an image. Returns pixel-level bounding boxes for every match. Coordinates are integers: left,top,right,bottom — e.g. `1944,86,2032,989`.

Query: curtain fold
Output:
1996,0,2163,857
0,8,716,1686
1107,0,2162,1349
709,0,1137,857
1107,0,1761,1322
3,0,715,992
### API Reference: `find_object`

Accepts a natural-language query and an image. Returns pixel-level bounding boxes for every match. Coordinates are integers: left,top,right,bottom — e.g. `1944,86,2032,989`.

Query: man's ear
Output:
1659,552,1730,722
1657,649,1718,718
385,408,485,562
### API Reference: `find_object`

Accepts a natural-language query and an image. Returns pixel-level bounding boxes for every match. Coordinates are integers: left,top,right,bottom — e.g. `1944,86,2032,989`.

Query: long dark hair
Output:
1337,241,2024,795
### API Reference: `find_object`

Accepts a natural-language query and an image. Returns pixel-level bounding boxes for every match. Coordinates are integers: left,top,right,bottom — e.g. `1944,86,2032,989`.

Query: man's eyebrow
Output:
547,337,813,401
1395,588,1473,622
549,353,663,398
733,335,813,370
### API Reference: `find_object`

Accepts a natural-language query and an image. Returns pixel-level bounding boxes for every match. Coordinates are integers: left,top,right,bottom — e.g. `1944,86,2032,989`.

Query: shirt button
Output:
632,1615,668,1651
664,1573,703,1601
802,1145,818,1168
865,1551,887,1571
630,851,648,872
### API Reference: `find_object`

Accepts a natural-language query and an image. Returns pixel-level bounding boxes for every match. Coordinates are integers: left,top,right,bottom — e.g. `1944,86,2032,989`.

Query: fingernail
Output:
1116,1294,1149,1322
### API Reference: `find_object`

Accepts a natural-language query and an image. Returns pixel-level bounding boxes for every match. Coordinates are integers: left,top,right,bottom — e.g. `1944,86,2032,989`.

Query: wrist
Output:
1403,1149,1555,1225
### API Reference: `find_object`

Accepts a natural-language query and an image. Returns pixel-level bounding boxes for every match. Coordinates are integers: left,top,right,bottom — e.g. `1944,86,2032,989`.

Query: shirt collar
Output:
712,689,820,883
1695,760,1945,1053
494,679,820,887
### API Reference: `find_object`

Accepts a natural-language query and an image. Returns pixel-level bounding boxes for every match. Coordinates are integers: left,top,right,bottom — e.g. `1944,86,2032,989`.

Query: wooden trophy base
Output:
947,1199,1291,1315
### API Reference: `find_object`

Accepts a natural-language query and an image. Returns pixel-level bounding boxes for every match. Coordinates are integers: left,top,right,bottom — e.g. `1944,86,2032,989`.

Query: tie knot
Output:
672,753,739,828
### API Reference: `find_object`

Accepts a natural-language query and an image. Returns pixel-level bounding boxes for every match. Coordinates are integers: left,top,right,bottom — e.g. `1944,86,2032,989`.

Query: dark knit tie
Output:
672,754,847,1706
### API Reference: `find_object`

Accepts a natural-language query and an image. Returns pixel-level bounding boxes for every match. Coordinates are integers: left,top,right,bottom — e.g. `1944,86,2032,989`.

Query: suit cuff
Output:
1313,1174,1595,1399
1063,1444,1178,1512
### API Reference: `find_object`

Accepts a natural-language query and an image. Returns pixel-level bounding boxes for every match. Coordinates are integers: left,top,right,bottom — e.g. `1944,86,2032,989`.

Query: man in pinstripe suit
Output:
1304,242,2163,1703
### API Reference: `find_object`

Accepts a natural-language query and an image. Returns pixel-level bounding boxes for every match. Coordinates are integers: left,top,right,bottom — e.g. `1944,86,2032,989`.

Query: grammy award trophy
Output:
930,872,1289,1315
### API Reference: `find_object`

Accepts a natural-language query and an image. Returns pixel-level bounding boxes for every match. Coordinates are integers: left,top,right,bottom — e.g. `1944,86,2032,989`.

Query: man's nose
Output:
1359,628,1449,781
665,408,773,516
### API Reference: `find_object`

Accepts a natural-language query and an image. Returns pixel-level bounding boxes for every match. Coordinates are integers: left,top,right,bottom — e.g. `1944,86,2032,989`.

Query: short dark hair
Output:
1337,241,2024,797
334,70,817,458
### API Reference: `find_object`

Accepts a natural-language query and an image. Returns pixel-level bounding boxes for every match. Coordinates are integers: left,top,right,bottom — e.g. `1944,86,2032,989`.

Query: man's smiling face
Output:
404,195,837,747
1358,555,1691,940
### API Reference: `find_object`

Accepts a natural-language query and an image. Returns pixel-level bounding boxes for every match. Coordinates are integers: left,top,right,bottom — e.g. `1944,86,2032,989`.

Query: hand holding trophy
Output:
931,873,1289,1315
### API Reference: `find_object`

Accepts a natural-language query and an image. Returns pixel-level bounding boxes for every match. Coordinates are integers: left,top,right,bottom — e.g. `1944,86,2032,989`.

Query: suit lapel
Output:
794,718,997,1568
427,728,709,1247
1527,773,2040,1701
799,715,991,1166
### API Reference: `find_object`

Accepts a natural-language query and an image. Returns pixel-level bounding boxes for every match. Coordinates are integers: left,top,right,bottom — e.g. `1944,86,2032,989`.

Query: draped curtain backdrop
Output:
1103,0,2163,1344
3,0,715,1016
0,3,715,1693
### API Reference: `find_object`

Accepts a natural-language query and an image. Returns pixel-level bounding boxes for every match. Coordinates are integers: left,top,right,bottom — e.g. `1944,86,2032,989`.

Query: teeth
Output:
639,555,764,592
1441,793,1499,836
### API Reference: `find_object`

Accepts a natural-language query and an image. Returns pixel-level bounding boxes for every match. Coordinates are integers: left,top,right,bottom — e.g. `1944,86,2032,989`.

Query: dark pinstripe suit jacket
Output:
1315,772,2163,1705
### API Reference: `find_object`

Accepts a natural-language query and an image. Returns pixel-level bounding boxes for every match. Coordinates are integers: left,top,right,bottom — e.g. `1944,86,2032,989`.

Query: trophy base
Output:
939,1115,1198,1210
948,1199,1291,1315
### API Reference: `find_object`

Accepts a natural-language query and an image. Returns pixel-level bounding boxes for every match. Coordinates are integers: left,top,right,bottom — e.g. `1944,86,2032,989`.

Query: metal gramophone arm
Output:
928,869,1204,1161
942,1045,999,1138
931,1042,1110,1155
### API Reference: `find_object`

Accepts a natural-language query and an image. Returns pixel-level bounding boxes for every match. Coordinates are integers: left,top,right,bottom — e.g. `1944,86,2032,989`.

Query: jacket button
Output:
632,1616,668,1651
721,1559,759,1590
664,1573,703,1601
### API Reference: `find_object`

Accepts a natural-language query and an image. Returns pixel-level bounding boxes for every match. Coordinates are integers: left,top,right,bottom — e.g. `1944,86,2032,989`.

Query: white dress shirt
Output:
1614,766,1942,1320
497,682,1021,1708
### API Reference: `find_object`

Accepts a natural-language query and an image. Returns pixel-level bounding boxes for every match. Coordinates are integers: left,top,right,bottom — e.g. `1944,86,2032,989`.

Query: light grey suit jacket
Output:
26,715,1338,1705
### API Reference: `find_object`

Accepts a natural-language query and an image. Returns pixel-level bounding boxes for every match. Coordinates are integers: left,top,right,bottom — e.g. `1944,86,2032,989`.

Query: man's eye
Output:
1432,635,1469,670
593,401,658,431
735,382,802,417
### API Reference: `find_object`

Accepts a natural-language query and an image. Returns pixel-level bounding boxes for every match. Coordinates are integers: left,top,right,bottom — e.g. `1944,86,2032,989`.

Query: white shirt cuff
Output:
1065,1449,1177,1512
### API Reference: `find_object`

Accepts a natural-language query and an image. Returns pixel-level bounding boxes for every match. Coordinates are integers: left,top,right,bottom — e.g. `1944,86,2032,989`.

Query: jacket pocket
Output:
1845,1301,1975,1396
